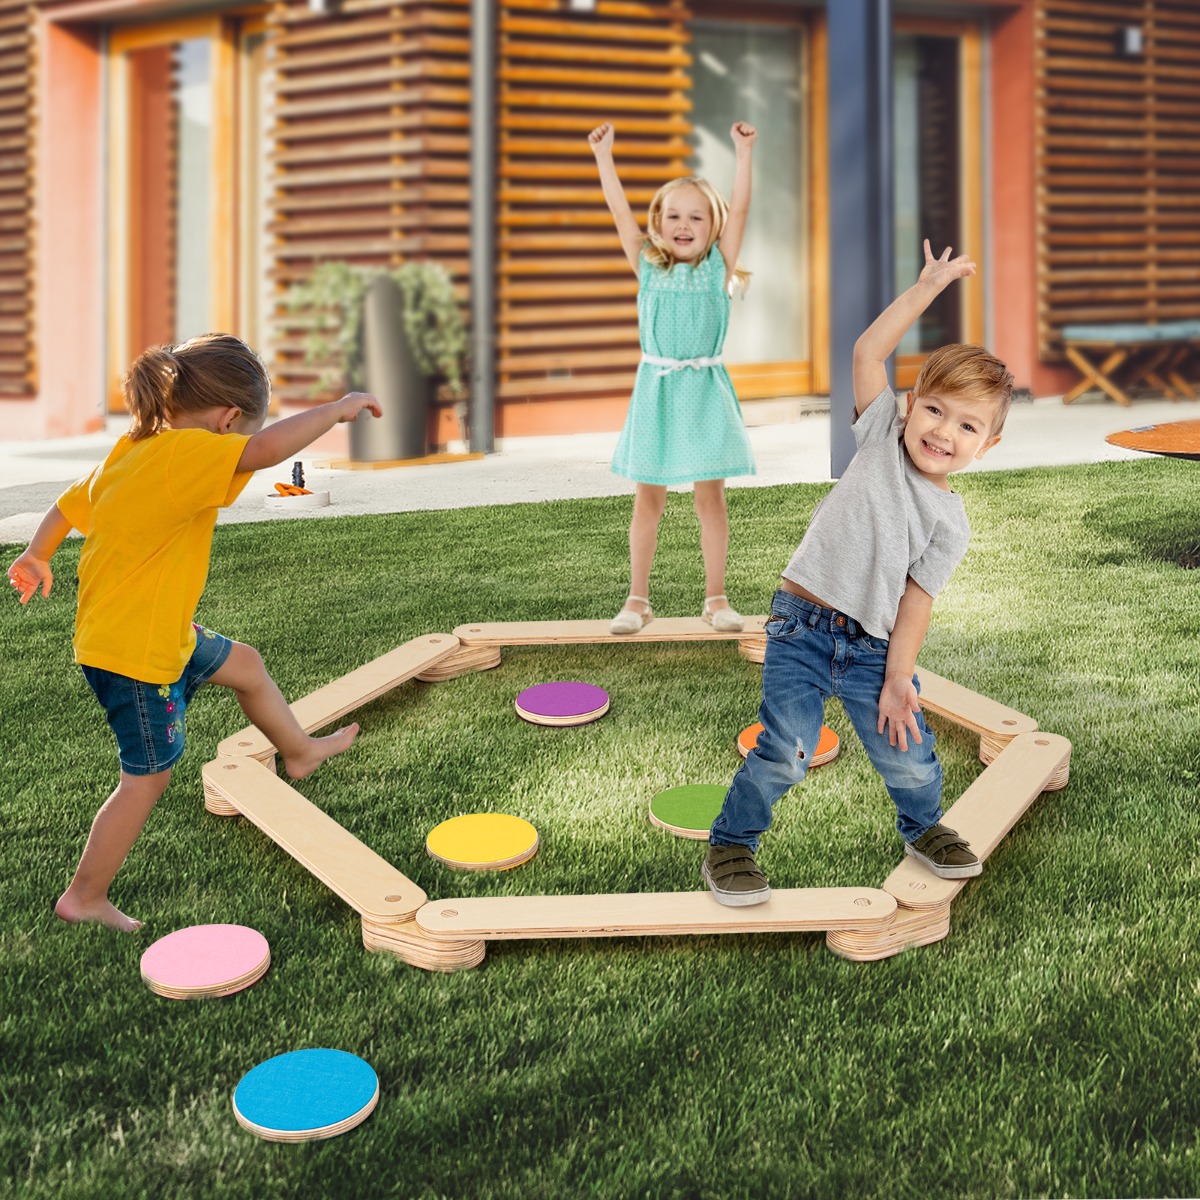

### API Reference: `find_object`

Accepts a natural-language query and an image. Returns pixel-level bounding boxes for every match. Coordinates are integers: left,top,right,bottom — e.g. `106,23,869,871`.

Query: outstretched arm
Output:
718,121,756,288
237,392,382,473
852,238,976,415
876,576,933,752
7,504,73,603
587,123,643,275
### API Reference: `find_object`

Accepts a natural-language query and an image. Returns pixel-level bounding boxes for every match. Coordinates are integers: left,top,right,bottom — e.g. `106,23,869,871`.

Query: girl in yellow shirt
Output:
7,333,381,933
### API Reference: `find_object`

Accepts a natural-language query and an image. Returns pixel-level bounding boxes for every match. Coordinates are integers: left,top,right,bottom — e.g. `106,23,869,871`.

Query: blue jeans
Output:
710,589,943,850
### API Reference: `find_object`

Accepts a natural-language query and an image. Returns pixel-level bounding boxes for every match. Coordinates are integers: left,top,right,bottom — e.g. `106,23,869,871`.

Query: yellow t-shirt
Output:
57,428,253,684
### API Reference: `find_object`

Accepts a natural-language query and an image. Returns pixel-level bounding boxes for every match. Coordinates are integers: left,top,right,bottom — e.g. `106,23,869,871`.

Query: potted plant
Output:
285,261,469,460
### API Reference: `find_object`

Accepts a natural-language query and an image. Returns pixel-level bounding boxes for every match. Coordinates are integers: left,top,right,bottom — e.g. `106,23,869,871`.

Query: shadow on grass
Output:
1084,494,1200,569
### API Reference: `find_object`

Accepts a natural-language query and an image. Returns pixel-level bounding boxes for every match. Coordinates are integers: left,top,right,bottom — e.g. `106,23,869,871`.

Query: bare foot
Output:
55,891,143,933
284,723,360,780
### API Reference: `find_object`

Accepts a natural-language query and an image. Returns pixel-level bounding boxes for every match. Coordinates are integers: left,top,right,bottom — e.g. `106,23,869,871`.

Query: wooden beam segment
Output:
883,732,1072,911
454,616,767,646
201,758,427,924
217,634,460,760
415,887,897,941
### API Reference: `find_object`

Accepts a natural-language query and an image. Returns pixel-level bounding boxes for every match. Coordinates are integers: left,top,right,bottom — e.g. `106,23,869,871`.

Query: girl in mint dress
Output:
588,121,758,636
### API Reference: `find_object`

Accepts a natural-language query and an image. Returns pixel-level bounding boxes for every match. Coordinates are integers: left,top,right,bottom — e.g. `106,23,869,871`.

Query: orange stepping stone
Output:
737,722,840,766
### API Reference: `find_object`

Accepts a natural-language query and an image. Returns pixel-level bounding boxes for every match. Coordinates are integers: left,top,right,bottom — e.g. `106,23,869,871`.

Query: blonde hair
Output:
913,343,1014,435
123,333,271,442
643,176,751,292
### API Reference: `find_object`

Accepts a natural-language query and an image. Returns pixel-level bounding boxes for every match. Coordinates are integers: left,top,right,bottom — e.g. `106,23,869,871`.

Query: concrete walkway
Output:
0,392,1192,545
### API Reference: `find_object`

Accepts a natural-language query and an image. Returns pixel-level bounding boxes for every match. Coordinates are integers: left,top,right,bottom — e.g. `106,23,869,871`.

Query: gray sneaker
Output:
702,843,771,907
905,824,982,879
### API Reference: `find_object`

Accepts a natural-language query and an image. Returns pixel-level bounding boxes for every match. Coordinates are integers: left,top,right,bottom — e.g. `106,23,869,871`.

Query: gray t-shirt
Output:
781,386,970,638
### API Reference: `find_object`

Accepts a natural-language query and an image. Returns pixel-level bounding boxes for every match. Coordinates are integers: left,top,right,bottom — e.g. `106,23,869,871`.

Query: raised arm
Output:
237,392,381,474
718,121,756,288
587,123,643,275
852,239,976,415
7,503,73,603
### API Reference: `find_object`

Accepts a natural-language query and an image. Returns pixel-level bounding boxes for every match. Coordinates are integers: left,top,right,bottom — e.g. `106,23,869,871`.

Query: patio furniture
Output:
1061,320,1200,406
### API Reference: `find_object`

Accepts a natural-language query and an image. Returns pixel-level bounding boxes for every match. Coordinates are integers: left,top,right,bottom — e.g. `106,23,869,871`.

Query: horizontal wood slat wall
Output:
270,0,470,406
496,0,691,423
1036,0,1200,357
0,0,33,395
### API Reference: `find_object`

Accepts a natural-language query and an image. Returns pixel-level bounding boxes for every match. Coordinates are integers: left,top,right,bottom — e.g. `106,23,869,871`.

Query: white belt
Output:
641,354,724,376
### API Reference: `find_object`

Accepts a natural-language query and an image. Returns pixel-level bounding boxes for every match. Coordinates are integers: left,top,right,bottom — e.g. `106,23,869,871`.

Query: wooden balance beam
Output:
827,730,1072,960
453,616,768,646
914,667,1042,765
415,886,897,942
203,612,1071,970
202,758,426,923
202,757,485,970
206,634,463,818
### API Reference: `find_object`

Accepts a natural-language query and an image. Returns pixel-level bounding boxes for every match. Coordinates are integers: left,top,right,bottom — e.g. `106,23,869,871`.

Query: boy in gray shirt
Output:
703,241,1013,906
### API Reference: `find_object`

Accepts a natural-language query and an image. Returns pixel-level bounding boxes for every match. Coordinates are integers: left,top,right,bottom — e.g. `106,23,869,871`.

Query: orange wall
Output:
34,17,105,437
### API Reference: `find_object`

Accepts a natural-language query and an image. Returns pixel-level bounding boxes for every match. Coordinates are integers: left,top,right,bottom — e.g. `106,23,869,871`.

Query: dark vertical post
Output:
469,0,496,453
827,0,894,477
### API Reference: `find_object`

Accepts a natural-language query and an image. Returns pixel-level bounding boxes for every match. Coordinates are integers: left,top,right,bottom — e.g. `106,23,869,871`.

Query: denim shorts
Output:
82,625,234,776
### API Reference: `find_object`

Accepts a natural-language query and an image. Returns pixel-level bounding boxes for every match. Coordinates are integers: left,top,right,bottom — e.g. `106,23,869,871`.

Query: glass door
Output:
689,17,808,396
106,16,267,411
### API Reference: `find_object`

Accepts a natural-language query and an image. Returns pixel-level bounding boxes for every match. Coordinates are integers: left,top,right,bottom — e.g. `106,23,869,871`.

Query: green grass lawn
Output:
2,458,1199,1199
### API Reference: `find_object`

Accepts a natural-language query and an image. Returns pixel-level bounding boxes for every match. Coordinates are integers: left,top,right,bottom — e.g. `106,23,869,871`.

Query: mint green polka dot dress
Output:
611,245,756,486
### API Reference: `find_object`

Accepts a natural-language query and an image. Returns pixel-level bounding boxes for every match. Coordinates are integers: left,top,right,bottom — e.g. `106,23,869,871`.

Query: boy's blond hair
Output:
643,176,751,291
912,343,1014,435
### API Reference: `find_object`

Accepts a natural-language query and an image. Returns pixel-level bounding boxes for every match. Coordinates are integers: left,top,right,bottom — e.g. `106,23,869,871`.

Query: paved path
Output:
0,394,1192,545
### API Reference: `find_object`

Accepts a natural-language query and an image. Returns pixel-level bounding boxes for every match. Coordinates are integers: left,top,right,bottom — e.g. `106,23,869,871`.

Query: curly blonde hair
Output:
643,176,751,292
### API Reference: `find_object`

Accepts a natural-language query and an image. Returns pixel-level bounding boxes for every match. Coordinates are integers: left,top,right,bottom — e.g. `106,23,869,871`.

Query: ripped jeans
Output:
710,589,943,850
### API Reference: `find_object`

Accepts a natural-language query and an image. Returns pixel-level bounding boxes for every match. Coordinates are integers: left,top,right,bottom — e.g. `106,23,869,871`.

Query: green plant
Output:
285,261,469,396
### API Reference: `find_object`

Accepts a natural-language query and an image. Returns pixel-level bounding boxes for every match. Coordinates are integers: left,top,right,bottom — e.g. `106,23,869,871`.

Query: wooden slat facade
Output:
0,0,33,395
269,0,471,406
495,0,691,421
1035,0,1200,357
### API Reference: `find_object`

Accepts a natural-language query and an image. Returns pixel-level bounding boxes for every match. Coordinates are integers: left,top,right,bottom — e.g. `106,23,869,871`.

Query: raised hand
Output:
730,121,757,149
918,238,976,292
587,122,615,154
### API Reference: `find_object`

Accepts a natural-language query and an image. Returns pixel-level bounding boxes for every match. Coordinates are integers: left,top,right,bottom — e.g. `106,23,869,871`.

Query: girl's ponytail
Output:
121,334,271,440
123,346,179,441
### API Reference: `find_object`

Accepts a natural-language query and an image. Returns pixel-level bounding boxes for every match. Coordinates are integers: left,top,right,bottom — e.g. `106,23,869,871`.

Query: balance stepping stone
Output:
140,924,270,1000
426,812,540,871
648,784,727,840
515,681,609,727
737,722,840,766
233,1048,378,1142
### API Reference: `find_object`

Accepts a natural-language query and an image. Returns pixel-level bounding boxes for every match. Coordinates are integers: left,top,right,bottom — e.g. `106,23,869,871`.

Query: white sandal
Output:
701,594,743,633
611,595,653,635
